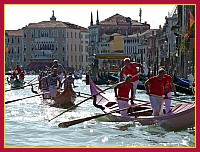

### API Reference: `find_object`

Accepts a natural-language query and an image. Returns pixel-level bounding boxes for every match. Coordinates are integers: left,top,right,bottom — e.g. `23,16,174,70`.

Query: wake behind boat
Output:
90,77,195,130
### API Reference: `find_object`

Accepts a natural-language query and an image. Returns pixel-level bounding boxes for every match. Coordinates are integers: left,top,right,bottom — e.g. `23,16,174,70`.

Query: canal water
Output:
5,75,195,147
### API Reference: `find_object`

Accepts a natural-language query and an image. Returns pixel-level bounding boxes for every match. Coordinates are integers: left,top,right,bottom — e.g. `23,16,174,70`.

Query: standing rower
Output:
114,76,134,117
159,67,177,114
48,68,61,100
120,58,143,98
62,72,77,97
145,69,166,116
51,60,66,81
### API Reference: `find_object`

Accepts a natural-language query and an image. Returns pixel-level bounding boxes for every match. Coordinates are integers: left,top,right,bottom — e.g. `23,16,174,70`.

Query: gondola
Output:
173,76,194,95
31,85,76,109
10,79,25,89
90,78,195,130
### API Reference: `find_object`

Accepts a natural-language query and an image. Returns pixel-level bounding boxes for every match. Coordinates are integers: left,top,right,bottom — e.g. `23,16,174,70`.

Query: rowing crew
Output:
38,68,76,100
115,67,177,117
7,65,25,84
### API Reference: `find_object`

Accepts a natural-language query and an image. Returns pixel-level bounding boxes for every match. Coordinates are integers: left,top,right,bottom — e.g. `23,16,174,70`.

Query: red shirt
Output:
148,76,165,96
117,82,133,101
124,63,139,82
15,66,22,74
19,72,24,79
164,74,172,93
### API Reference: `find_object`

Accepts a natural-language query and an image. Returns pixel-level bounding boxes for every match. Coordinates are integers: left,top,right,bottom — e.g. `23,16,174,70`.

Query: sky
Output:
5,4,176,30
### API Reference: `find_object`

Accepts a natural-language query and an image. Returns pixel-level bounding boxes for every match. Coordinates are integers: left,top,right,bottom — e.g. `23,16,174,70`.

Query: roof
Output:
25,21,88,31
26,21,68,28
5,29,23,36
99,13,143,26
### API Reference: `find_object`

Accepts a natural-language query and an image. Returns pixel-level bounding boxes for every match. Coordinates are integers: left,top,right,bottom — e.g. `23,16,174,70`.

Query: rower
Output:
15,65,22,74
39,72,50,99
159,66,177,114
145,69,166,116
120,58,143,98
62,72,77,97
19,71,25,82
114,75,135,117
51,60,66,81
48,68,61,100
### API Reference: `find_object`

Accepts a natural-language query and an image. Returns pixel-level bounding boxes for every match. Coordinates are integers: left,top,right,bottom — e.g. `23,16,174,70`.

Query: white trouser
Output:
149,96,164,116
49,86,58,98
117,100,130,117
164,92,172,113
132,80,139,98
42,88,50,99
59,73,64,82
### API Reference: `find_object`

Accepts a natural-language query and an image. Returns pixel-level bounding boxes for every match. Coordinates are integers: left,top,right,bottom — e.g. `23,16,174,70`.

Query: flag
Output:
5,47,9,53
184,10,195,41
188,10,194,29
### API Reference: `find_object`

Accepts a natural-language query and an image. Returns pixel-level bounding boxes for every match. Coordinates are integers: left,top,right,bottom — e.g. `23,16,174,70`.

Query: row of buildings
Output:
5,5,195,77
5,10,89,73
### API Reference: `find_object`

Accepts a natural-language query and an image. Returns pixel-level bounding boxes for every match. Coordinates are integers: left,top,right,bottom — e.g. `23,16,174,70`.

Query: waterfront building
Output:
164,5,195,77
88,10,150,56
5,11,89,72
5,29,23,71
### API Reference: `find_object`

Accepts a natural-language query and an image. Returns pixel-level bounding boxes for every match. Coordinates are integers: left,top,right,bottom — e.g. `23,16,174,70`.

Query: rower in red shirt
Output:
19,72,25,82
120,58,143,98
145,69,166,116
160,67,177,113
15,65,22,74
114,75,134,117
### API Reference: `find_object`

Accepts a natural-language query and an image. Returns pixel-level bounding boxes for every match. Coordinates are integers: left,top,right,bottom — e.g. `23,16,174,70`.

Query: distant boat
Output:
11,79,25,89
173,76,194,95
5,71,12,75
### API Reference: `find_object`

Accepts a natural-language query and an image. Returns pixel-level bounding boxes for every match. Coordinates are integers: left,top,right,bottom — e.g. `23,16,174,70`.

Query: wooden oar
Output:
5,93,42,104
76,92,91,97
58,102,150,128
48,82,120,122
25,77,38,85
148,94,194,104
77,95,91,98
5,82,39,92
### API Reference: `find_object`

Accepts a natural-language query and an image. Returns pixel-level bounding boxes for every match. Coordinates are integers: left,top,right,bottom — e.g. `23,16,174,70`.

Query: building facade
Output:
88,11,150,56
5,11,89,73
5,29,23,71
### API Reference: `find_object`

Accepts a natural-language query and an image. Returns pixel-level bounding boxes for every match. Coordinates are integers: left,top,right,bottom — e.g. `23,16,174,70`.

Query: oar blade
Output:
58,118,85,128
58,114,106,128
